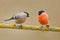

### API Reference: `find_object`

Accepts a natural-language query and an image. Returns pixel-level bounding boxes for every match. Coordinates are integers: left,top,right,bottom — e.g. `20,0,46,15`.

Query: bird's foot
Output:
40,26,44,31
14,24,22,29
46,25,49,27
46,25,50,30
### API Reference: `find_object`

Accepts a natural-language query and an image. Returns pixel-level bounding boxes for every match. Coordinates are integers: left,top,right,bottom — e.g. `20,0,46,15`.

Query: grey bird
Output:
4,12,29,28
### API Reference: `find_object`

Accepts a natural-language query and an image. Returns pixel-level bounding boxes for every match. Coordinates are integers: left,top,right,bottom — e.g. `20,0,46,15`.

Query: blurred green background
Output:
0,0,60,40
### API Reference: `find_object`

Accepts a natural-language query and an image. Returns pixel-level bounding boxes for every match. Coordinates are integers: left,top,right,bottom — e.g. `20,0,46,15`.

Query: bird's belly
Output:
15,18,26,24
38,13,50,25
38,18,49,25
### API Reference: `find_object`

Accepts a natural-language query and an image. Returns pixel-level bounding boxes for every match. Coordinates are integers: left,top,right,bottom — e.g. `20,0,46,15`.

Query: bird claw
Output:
46,25,49,28
14,24,22,29
46,25,50,30
40,26,44,31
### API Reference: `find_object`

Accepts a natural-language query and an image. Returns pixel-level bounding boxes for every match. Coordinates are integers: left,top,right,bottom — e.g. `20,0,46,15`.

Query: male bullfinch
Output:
38,10,50,29
4,12,29,28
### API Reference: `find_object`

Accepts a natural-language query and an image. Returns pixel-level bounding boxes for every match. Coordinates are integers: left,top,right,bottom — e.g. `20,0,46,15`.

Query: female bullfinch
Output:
4,12,29,28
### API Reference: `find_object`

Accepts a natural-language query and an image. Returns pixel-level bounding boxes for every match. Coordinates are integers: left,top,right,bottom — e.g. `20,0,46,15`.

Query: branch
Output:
0,24,60,32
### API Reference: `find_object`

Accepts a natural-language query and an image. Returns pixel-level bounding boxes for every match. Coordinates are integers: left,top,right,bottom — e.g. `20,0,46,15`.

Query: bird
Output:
4,12,29,28
37,10,50,29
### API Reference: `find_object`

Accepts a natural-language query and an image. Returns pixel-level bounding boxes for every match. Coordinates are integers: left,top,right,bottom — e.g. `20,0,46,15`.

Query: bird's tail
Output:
4,19,12,21
4,17,14,21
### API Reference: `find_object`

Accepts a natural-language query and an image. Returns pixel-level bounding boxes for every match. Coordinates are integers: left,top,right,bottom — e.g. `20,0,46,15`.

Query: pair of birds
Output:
5,10,50,29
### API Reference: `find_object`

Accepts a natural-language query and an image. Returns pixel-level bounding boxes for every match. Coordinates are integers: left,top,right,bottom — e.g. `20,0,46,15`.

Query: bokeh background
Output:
0,0,60,40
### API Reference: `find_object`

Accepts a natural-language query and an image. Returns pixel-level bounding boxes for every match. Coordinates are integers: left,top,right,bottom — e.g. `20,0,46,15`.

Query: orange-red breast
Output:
38,10,50,27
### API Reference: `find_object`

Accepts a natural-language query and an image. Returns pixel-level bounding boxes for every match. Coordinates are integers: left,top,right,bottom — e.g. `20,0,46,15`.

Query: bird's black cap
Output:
24,12,29,17
38,10,45,15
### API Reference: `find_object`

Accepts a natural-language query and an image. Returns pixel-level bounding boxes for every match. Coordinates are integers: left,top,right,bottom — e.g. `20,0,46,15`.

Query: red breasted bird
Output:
37,10,50,29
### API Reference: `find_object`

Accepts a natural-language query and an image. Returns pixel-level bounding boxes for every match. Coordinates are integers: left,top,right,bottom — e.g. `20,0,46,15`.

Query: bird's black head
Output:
38,10,45,15
24,12,29,17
